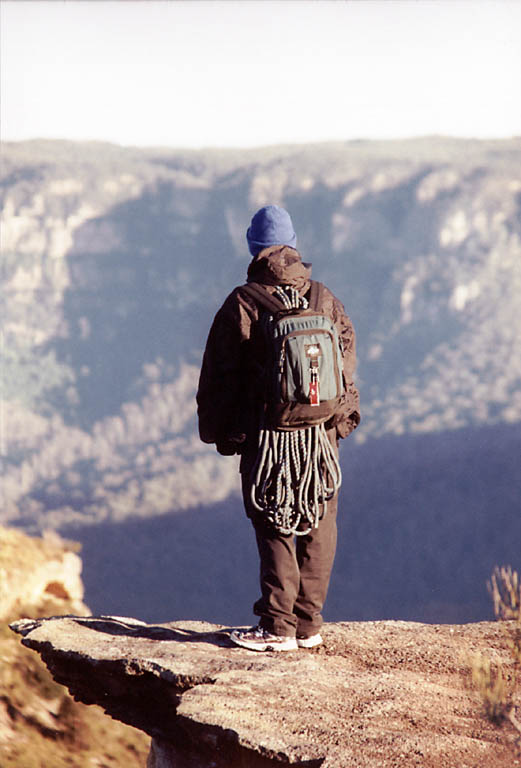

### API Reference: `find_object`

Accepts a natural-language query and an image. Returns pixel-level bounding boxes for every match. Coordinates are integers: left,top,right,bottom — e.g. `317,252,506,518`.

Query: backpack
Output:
240,280,345,430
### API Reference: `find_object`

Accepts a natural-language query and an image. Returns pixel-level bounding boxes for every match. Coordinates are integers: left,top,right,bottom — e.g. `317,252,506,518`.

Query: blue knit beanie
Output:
246,205,297,257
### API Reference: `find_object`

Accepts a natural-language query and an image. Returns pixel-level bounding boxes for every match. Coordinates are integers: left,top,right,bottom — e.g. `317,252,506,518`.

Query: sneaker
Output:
230,625,298,652
296,633,322,648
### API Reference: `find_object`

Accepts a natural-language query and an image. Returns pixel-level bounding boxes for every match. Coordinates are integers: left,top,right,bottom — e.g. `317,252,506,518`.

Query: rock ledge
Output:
11,615,519,767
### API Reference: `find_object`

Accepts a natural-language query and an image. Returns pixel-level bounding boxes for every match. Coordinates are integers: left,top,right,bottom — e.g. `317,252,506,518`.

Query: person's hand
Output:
216,433,246,455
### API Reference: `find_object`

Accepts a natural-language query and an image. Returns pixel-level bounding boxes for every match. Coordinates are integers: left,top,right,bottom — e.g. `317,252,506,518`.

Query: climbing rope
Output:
249,285,342,536
273,284,309,310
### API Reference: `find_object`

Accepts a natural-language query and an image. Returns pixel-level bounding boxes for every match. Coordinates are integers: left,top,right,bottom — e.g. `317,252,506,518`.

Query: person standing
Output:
197,205,360,651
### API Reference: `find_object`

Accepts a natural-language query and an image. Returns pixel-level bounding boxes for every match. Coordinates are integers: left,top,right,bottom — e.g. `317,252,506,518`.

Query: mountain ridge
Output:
2,137,520,623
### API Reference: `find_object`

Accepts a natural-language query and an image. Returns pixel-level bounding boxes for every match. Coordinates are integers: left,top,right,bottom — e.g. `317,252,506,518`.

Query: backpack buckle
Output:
305,343,322,365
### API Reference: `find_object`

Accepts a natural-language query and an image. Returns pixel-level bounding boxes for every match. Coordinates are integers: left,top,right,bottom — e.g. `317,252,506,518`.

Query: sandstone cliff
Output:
3,138,521,529
0,526,89,621
2,138,520,628
0,526,149,767
10,614,520,767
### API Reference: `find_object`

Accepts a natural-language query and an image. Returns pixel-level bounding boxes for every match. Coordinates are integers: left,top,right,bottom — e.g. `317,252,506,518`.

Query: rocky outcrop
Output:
0,525,149,767
0,526,89,621
11,614,520,767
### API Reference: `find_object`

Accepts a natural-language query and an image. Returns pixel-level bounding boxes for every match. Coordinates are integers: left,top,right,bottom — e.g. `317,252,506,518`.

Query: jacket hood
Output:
246,246,311,290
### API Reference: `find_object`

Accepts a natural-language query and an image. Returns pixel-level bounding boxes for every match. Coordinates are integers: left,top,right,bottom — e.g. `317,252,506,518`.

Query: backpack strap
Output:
307,280,324,311
240,282,286,314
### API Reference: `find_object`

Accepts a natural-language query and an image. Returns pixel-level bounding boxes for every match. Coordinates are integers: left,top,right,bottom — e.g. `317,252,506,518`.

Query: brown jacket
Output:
196,246,360,457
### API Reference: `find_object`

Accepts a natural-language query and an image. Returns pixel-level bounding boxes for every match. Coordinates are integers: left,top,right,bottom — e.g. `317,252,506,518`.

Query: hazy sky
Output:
1,0,520,149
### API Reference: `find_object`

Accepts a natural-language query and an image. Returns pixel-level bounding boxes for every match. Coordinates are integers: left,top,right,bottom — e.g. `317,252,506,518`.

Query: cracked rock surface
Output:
10,615,520,767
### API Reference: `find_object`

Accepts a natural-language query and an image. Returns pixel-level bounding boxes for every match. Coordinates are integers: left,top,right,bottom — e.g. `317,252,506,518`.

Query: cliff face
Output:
3,138,521,528
2,138,520,627
0,527,89,621
0,526,149,767
10,614,520,768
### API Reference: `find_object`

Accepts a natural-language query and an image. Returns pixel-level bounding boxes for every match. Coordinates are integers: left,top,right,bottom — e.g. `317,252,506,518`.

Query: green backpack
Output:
240,281,345,430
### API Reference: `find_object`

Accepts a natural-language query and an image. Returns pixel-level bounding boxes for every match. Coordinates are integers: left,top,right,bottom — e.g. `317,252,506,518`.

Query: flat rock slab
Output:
11,616,520,767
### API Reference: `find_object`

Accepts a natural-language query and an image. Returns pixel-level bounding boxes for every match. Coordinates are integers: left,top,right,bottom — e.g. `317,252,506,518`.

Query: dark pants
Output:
252,497,338,637
241,464,338,637
240,426,339,638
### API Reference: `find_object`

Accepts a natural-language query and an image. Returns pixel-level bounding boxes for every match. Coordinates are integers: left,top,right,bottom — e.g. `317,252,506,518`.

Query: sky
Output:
1,0,520,149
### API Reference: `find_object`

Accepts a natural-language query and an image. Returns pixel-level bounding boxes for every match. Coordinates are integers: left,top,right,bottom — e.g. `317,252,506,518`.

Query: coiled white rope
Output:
248,285,342,535
273,284,308,310
249,422,341,535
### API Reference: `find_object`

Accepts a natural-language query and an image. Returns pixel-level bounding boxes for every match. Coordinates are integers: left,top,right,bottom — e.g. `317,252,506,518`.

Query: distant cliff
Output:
1,138,520,624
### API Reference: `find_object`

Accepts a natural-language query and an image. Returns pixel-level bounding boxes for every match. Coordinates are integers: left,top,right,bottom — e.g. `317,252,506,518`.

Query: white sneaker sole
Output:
296,634,322,648
230,631,298,652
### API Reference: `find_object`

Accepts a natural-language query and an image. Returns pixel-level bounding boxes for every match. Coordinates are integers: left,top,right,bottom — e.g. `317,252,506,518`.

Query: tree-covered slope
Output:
2,138,520,622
